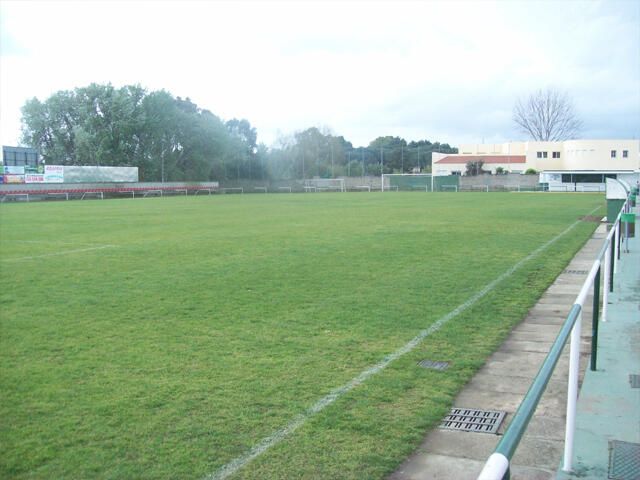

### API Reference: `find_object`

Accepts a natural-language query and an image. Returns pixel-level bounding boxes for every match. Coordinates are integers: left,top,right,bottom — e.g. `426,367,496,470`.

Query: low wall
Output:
459,174,539,188
0,181,219,193
220,176,383,192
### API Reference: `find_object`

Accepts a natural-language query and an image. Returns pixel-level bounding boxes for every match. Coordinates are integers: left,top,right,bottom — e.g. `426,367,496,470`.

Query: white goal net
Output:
304,178,345,192
382,174,433,192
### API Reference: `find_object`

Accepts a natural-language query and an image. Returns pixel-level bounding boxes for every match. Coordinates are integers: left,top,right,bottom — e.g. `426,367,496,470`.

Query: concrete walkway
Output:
389,222,607,480
556,208,639,479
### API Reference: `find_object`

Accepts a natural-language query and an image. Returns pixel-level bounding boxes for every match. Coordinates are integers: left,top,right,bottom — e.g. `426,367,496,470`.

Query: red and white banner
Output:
25,174,46,183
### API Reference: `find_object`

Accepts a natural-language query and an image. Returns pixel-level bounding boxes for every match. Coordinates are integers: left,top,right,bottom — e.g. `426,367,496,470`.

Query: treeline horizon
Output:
20,83,458,182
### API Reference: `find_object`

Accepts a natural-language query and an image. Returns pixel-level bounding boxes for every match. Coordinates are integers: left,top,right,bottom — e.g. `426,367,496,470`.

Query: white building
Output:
432,140,639,191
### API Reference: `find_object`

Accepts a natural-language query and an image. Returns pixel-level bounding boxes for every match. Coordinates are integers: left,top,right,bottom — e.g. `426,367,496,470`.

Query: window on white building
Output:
623,150,628,158
552,151,561,158
611,150,617,158
536,151,548,158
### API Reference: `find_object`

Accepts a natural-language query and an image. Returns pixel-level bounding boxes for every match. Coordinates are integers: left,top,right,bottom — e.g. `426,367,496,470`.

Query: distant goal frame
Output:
303,178,345,192
381,173,434,192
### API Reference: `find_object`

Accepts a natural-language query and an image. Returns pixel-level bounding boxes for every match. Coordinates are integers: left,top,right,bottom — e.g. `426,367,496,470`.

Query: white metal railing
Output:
478,196,633,479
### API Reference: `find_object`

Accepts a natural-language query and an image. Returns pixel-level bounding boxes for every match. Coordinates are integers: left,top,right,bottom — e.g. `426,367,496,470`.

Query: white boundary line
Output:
204,205,602,480
2,245,116,262
2,239,105,247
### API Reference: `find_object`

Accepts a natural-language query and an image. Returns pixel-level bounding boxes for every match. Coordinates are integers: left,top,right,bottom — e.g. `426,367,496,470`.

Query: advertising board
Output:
25,174,46,183
44,165,64,183
4,174,26,184
4,166,25,175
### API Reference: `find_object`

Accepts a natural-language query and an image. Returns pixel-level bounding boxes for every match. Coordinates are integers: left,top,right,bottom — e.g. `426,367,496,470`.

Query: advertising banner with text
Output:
4,174,26,184
44,165,64,183
25,174,46,183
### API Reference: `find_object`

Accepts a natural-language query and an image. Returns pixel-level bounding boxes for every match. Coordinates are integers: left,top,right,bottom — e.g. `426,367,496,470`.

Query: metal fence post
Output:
590,267,601,371
563,309,582,472
603,240,611,321
609,235,615,292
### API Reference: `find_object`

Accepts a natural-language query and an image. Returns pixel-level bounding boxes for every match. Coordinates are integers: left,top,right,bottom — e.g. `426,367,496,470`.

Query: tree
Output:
20,84,235,182
513,88,582,141
466,160,484,176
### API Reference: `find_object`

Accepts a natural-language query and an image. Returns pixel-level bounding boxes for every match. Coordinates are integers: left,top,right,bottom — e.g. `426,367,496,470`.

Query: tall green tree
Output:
20,84,235,182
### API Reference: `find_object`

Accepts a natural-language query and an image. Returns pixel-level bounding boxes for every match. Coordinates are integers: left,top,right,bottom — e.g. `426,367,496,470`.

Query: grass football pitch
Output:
0,192,603,479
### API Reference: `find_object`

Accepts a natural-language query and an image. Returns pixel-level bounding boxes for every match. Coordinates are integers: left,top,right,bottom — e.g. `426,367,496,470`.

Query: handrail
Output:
478,194,633,480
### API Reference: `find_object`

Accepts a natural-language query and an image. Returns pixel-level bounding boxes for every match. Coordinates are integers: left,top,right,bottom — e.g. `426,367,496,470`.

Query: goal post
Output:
382,173,434,192
304,178,345,192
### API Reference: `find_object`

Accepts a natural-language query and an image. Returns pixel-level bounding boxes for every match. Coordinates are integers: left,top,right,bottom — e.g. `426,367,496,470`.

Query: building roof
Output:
435,155,526,164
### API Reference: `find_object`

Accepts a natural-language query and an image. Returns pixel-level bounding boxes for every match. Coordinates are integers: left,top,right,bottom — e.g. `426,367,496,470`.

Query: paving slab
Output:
389,453,554,480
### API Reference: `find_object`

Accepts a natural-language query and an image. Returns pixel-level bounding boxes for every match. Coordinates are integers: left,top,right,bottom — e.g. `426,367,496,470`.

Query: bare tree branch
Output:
513,88,583,141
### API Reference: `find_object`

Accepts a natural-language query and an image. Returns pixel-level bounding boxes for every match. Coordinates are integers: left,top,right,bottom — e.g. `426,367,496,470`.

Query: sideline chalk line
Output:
1,244,116,262
203,205,600,480
2,239,104,247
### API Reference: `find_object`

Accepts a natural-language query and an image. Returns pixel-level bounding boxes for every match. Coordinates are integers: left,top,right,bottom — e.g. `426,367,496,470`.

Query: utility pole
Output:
401,145,404,173
347,151,351,177
331,143,334,178
380,147,384,192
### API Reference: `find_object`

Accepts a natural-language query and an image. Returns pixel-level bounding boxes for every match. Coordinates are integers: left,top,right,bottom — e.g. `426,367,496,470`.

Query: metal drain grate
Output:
563,269,590,275
418,360,449,371
608,440,640,479
440,408,506,434
629,374,640,388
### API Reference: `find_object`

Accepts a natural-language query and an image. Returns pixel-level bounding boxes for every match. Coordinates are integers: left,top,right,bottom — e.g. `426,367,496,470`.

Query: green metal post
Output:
609,237,615,292
590,267,601,371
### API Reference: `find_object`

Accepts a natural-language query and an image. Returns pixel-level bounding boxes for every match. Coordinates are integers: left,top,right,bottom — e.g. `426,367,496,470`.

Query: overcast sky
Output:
1,0,639,148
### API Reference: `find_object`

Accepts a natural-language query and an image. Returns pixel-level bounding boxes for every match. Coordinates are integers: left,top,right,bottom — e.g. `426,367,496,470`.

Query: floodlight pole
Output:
401,145,404,173
348,151,351,177
380,147,384,192
331,144,334,178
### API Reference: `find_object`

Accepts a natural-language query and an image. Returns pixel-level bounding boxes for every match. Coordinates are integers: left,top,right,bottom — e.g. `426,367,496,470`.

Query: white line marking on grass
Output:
204,207,601,480
2,245,116,262
2,239,102,247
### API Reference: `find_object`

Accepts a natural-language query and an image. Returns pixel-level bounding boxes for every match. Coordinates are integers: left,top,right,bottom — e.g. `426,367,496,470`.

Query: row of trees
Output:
21,84,265,182
20,84,456,182
269,128,456,179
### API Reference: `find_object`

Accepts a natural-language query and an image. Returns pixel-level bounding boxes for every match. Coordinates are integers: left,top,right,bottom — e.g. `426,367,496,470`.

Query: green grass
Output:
0,192,603,479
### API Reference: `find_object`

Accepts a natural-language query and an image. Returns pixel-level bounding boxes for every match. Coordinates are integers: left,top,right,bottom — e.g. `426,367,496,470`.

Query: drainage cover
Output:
563,269,590,275
608,440,640,479
629,374,640,388
418,360,449,371
440,408,506,434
